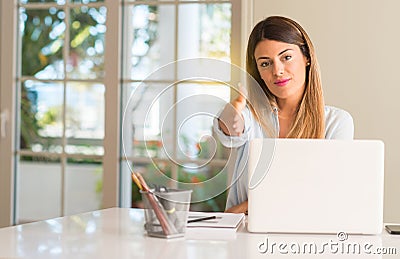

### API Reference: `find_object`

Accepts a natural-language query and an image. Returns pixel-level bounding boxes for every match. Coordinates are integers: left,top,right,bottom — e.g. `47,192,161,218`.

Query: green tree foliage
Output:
20,6,105,149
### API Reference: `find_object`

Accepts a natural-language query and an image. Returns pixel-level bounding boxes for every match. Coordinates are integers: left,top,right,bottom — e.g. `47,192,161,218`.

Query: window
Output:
1,0,240,224
120,1,239,211
16,0,106,223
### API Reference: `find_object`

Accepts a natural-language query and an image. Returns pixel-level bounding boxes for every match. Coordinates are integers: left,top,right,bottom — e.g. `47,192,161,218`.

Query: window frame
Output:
0,0,18,227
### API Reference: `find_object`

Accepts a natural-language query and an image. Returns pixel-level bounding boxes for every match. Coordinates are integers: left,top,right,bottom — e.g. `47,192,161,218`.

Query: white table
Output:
0,208,399,258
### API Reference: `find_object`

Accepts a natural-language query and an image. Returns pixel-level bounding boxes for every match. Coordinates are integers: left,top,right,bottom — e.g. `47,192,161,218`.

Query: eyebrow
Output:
256,48,293,61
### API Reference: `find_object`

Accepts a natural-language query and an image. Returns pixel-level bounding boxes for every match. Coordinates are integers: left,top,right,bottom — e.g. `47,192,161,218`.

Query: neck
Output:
276,98,300,118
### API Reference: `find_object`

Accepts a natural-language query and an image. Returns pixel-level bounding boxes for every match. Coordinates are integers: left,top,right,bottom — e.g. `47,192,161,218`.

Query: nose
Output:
272,61,284,76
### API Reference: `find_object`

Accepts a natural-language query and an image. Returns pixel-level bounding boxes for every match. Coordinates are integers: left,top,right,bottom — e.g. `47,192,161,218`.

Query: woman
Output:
213,16,354,213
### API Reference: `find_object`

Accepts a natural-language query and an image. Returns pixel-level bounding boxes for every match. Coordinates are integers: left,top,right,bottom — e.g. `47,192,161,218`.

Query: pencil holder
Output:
141,189,192,238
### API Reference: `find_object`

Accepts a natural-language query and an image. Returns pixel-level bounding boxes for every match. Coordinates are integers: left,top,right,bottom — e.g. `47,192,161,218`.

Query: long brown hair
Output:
246,16,325,138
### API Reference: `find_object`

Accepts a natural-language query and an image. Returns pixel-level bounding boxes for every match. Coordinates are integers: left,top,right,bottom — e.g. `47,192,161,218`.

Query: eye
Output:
283,55,292,61
259,60,271,68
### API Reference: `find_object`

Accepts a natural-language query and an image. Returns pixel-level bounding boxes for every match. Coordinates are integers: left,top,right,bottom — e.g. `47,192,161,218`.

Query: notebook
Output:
185,211,245,240
186,211,245,230
247,139,384,234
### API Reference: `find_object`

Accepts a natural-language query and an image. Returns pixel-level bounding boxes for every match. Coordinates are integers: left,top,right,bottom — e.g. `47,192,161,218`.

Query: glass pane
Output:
123,5,176,80
65,160,103,215
178,4,231,61
174,83,231,211
20,0,105,3
20,0,65,3
20,8,65,79
126,0,170,3
122,82,175,159
20,81,64,153
70,0,104,3
130,161,229,212
130,161,175,208
17,156,62,223
177,164,228,212
176,83,230,160
66,83,104,155
68,6,107,79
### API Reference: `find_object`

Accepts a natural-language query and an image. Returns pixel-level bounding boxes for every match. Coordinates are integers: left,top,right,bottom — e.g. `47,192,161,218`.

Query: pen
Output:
187,216,216,223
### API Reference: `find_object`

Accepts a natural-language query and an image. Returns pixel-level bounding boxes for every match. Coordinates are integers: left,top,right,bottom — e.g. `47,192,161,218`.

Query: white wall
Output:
249,0,400,222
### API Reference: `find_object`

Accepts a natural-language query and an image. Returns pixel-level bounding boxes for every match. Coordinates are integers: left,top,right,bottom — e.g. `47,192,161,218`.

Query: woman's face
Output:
254,39,308,103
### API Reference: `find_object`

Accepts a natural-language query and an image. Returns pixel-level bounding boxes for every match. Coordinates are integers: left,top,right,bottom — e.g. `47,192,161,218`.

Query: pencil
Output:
134,172,178,236
187,216,216,223
131,172,143,191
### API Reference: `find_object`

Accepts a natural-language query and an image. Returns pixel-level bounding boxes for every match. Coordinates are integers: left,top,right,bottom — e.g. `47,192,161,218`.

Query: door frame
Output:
0,0,17,227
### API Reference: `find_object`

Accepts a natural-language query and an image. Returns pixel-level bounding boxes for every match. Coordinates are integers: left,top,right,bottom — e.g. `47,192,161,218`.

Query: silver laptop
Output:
247,139,384,234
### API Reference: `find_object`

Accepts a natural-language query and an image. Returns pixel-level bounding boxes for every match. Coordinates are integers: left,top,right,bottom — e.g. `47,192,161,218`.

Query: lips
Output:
274,78,290,87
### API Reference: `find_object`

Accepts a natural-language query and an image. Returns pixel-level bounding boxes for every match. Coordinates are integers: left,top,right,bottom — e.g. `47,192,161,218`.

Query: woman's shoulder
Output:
324,105,353,121
324,105,354,139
